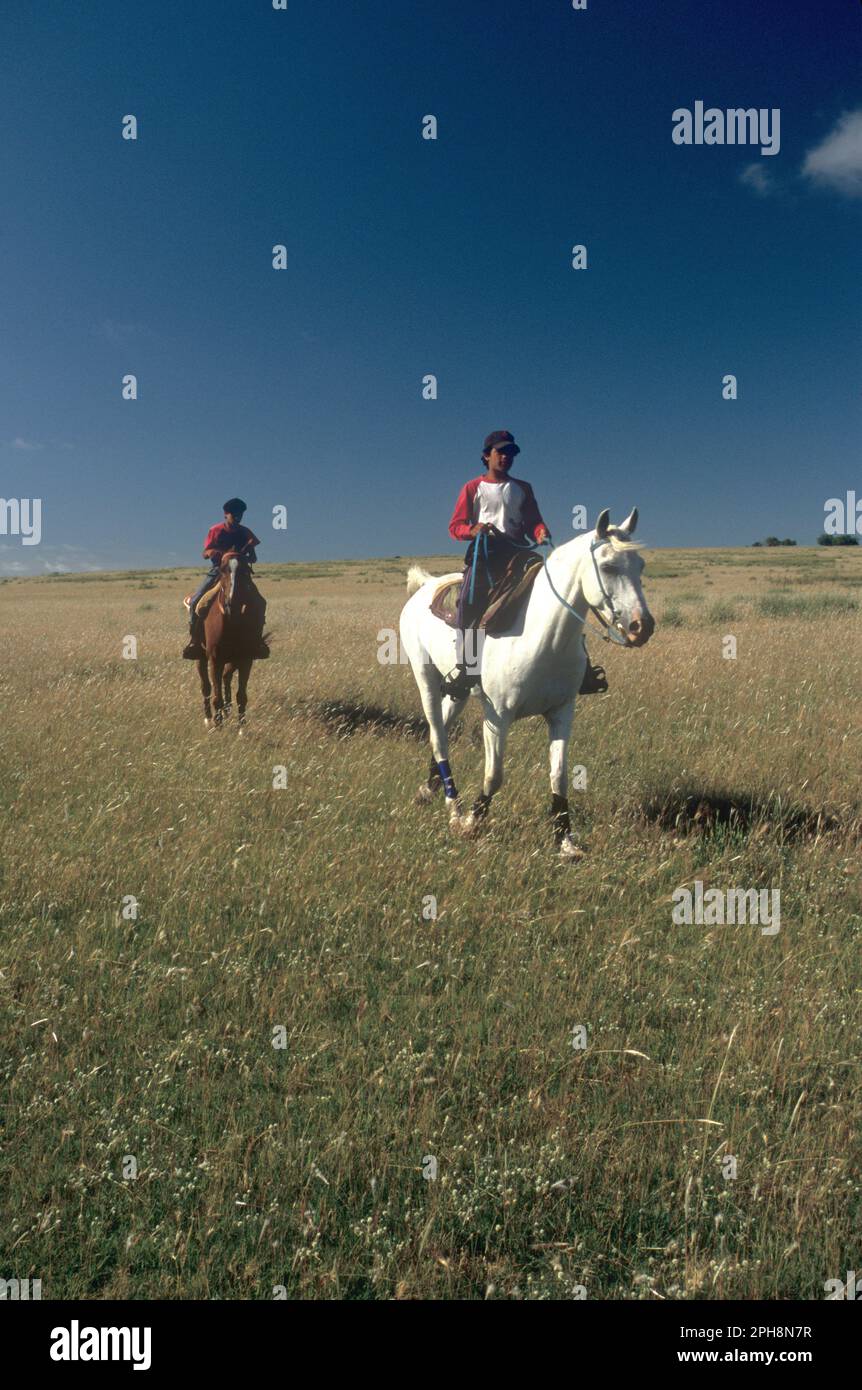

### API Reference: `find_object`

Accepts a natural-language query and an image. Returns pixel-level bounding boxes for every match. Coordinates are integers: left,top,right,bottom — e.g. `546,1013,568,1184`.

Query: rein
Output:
467,530,494,607
507,533,631,647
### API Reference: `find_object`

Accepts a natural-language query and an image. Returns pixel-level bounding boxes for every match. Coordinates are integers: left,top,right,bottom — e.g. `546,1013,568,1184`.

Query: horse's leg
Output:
223,667,233,720
414,694,466,804
211,656,225,728
463,709,508,832
414,678,462,824
545,701,582,859
236,660,251,733
198,657,212,727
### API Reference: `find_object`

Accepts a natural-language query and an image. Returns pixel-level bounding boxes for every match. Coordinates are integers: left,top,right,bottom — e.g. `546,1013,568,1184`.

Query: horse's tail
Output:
406,565,434,596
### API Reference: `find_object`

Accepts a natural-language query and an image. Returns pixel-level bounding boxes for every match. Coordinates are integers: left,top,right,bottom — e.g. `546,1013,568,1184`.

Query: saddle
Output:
194,582,222,617
430,551,543,634
183,576,262,620
183,581,222,614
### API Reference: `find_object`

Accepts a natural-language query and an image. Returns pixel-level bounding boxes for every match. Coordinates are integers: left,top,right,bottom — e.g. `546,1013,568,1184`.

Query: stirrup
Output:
183,619,205,660
579,661,608,695
440,666,480,698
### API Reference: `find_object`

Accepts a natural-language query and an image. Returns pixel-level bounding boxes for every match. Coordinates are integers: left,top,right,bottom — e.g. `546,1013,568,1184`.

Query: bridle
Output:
220,552,252,617
539,536,632,647
469,528,634,646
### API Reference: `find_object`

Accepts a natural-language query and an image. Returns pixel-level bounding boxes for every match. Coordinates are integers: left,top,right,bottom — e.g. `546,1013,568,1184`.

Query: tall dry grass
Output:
0,547,859,1299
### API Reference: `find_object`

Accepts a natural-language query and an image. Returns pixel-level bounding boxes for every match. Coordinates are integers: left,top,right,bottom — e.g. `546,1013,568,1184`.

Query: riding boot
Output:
578,640,608,694
182,611,205,660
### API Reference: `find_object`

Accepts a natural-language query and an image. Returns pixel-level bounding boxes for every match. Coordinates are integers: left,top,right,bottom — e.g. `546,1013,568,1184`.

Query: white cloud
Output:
802,109,862,197
9,436,43,450
739,162,775,196
0,545,103,577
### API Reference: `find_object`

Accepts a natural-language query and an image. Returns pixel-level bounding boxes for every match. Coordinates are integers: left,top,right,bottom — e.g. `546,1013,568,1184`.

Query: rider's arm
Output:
449,479,480,542
241,527,261,563
202,525,222,562
522,484,550,543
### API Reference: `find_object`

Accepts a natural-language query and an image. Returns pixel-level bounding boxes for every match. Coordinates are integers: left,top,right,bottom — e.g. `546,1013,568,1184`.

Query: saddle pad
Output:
429,578,462,629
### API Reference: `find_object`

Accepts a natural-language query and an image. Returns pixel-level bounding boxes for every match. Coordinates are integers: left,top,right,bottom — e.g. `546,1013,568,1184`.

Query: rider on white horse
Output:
399,506,654,855
441,430,606,699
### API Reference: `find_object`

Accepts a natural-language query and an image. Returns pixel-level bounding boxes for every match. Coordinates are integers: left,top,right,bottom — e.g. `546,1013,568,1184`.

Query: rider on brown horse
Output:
183,497,269,660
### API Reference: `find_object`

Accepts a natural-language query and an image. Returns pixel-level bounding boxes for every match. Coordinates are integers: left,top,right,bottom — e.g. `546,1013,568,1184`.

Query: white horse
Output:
399,507,654,856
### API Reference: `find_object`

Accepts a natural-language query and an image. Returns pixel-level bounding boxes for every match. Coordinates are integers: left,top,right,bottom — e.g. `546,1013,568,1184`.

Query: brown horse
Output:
197,551,268,731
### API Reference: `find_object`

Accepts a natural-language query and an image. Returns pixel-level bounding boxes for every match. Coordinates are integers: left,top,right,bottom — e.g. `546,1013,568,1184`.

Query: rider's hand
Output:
536,528,551,545
470,523,492,537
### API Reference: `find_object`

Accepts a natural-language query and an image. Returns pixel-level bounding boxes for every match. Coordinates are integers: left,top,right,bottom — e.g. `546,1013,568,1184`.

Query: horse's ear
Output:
595,508,610,539
619,507,638,537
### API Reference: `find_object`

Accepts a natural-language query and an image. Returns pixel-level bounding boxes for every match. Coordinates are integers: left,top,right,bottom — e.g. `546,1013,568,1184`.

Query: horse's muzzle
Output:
622,612,655,647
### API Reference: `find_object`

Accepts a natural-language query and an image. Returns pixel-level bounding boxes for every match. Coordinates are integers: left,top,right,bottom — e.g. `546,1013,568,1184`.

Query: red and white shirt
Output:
449,476,547,544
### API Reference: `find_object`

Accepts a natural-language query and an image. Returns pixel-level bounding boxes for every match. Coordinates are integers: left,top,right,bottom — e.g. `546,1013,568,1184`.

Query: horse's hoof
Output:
204,718,211,729
451,808,480,839
414,784,436,805
559,835,585,861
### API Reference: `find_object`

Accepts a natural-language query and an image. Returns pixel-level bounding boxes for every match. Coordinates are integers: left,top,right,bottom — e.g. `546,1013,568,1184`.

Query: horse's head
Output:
579,508,655,648
219,550,253,615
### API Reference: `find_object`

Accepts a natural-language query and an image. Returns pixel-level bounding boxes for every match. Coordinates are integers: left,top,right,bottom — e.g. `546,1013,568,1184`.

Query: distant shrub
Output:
765,537,781,547
756,592,858,619
781,539,797,546
752,541,763,547
817,533,860,546
705,600,738,624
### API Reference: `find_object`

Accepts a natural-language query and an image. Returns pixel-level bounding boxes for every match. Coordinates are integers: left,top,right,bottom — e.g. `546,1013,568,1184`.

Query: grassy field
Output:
1,545,860,1300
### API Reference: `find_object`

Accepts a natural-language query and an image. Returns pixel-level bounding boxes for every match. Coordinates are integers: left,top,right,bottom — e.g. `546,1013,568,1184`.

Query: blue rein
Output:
467,529,493,607
506,532,630,646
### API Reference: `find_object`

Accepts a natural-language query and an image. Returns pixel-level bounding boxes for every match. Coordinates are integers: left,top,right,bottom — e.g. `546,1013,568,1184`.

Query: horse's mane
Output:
601,529,643,553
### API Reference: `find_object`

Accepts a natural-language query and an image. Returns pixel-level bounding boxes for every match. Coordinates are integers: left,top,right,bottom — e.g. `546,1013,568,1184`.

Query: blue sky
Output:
1,0,860,574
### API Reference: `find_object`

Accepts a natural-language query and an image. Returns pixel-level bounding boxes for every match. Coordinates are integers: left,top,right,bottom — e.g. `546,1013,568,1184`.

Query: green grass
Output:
1,549,860,1300
704,600,739,624
755,592,858,619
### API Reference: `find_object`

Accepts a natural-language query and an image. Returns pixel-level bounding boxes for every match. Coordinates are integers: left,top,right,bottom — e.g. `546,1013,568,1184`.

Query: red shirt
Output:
449,475,547,544
203,522,261,561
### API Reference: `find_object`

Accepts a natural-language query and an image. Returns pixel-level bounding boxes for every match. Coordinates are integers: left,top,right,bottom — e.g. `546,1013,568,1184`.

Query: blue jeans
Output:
189,566,220,616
